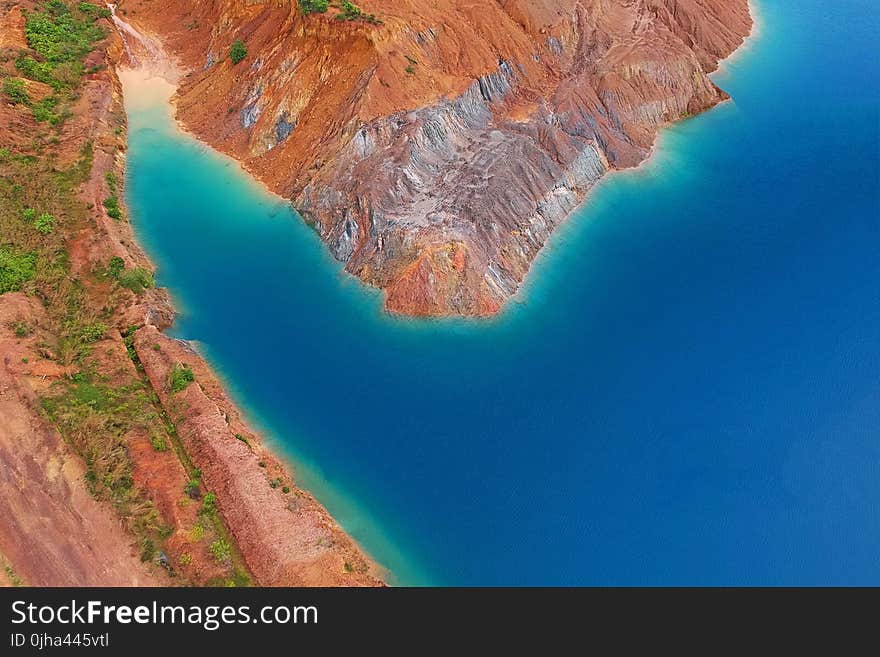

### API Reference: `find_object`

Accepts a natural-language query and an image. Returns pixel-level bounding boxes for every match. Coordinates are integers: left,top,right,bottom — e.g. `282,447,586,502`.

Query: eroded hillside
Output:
120,0,751,315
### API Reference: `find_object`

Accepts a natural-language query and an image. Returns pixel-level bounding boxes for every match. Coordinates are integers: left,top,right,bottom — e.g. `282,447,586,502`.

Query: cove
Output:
124,0,880,585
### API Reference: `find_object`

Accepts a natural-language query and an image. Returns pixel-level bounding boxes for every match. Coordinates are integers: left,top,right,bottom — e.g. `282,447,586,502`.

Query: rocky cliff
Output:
122,0,752,315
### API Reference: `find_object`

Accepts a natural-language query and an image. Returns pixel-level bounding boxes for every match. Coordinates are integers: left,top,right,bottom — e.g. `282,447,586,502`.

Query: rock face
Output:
125,0,752,316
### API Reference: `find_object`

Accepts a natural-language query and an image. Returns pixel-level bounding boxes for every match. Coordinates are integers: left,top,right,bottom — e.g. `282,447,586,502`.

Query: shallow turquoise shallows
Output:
125,0,880,585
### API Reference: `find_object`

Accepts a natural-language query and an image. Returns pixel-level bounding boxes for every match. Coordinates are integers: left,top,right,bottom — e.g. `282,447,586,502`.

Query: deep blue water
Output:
125,1,880,585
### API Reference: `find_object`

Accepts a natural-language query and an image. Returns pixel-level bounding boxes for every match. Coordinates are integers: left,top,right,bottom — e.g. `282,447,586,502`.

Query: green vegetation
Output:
185,477,200,496
140,538,155,562
282,485,290,494
4,563,24,587
169,363,195,393
40,372,170,543
336,0,381,24
19,1,107,92
0,247,37,294
118,267,153,293
298,0,380,23
200,492,217,516
104,256,153,294
76,321,106,343
34,212,55,234
102,195,122,219
3,78,30,105
31,96,63,124
1,1,253,588
299,0,329,15
405,65,415,75
229,40,247,65
210,539,232,564
150,432,168,451
107,255,124,279
77,2,111,19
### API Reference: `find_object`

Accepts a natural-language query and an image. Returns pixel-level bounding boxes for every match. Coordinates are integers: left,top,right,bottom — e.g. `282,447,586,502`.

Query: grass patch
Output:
210,539,232,564
3,78,30,105
169,363,195,393
34,212,55,234
0,247,37,294
118,267,153,293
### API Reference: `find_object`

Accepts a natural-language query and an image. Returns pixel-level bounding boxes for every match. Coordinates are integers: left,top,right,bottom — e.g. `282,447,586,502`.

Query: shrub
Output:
107,255,124,279
299,0,328,15
282,485,290,494
31,96,59,123
13,322,31,337
335,1,381,23
118,267,153,293
229,40,247,65
34,212,55,234
150,433,167,451
77,2,111,19
210,539,232,564
3,78,30,105
140,538,155,562
77,322,106,343
188,524,205,542
0,247,37,294
169,363,195,392
102,195,121,219
200,492,216,515
184,478,200,498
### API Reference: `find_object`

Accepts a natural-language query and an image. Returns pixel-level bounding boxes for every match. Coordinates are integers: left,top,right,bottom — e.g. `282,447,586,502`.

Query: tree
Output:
229,40,247,65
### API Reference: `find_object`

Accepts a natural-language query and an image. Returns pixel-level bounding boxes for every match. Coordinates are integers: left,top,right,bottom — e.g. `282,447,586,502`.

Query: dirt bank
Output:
0,1,381,586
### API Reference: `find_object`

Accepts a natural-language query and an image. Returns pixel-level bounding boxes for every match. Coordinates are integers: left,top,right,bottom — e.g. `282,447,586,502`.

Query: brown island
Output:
0,0,751,587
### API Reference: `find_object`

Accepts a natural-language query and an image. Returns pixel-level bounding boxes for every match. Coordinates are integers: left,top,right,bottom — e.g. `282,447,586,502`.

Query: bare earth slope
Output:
123,0,751,316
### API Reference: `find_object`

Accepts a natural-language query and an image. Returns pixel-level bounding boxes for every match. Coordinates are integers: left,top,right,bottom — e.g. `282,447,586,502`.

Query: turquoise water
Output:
125,0,880,585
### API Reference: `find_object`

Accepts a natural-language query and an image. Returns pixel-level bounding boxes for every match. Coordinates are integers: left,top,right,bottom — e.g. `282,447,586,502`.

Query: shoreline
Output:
509,0,759,312
112,20,387,586
107,0,757,584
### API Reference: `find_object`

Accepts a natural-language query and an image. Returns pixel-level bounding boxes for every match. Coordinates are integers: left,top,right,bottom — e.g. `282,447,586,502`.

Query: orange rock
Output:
122,0,752,317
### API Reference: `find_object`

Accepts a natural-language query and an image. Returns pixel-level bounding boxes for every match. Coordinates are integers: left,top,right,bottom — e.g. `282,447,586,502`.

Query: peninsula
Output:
123,0,752,316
